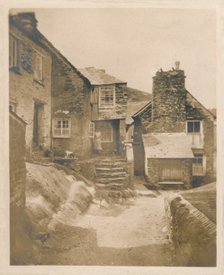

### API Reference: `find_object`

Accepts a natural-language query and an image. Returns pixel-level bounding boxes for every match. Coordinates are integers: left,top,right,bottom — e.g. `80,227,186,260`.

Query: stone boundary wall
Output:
167,194,216,266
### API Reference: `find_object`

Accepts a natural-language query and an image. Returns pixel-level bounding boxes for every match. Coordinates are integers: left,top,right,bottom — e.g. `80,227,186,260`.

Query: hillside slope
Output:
126,87,151,124
126,86,151,102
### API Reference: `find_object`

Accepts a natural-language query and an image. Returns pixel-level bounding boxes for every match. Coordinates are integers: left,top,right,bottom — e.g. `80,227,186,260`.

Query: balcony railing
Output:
192,164,204,176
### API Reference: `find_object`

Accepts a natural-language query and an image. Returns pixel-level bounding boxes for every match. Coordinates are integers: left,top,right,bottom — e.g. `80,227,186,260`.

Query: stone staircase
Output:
95,158,130,189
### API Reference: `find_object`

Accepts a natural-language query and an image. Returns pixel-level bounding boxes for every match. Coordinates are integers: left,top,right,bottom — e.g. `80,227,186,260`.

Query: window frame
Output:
53,118,71,138
9,34,20,72
187,120,201,134
9,102,17,113
100,123,113,143
33,50,44,83
89,122,95,138
99,85,116,109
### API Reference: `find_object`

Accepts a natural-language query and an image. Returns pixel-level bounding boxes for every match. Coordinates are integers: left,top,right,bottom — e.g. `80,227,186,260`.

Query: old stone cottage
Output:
9,12,128,159
132,62,216,188
79,67,128,155
9,13,52,152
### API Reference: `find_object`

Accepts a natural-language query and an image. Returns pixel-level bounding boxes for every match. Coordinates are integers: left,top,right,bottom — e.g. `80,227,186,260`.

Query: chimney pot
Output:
17,12,37,33
175,61,180,70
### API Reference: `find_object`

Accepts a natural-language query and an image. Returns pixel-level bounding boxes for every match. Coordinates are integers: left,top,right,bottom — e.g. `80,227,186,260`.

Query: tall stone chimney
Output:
17,12,38,33
151,63,187,132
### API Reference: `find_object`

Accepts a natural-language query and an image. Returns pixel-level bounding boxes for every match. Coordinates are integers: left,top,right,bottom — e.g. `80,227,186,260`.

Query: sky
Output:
14,8,216,108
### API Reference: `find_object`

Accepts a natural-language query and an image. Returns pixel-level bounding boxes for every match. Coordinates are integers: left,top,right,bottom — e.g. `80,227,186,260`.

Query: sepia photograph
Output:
7,5,217,269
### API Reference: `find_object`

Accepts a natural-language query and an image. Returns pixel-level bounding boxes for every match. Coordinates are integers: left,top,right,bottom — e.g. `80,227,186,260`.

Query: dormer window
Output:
99,86,115,108
187,121,201,134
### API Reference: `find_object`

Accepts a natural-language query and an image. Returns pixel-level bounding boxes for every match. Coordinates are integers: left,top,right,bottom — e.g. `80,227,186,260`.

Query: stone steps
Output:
94,157,129,188
97,172,127,178
96,167,124,172
98,176,128,184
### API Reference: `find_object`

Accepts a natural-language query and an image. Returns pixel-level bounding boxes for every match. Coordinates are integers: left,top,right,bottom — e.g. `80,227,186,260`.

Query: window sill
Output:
53,136,71,139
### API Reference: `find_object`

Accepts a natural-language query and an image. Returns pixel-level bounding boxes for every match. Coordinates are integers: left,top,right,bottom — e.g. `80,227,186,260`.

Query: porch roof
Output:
142,133,194,159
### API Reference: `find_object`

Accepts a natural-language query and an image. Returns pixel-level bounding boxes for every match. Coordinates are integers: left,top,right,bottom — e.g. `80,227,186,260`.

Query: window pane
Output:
194,122,200,133
62,120,69,128
53,118,70,137
56,120,61,128
187,122,194,133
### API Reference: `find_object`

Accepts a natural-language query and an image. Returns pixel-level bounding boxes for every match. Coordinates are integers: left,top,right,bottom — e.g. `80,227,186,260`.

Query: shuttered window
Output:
34,51,43,82
9,35,19,70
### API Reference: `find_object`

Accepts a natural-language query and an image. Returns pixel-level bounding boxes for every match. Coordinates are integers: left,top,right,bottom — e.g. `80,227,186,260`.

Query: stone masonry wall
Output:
52,54,92,158
168,195,216,266
147,158,192,188
10,112,36,264
151,70,187,132
9,25,52,151
186,94,215,184
10,113,26,209
203,119,215,183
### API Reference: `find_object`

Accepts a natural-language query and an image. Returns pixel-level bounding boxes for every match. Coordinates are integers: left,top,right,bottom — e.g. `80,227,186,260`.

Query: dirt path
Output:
72,196,170,248
40,194,175,266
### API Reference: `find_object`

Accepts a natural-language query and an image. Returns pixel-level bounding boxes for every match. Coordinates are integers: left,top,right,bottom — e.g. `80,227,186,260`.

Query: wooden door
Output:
161,160,183,181
33,102,43,147
133,141,145,176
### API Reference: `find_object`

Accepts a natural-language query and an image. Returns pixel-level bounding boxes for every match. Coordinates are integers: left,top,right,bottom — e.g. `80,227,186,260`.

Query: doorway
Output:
33,101,44,148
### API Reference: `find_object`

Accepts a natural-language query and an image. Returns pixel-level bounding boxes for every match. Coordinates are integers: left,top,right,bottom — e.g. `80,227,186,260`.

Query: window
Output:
9,103,16,112
192,154,204,176
34,51,43,82
99,86,115,108
89,122,95,138
9,35,19,70
187,121,201,133
9,99,17,113
101,123,113,142
53,118,71,138
95,121,113,142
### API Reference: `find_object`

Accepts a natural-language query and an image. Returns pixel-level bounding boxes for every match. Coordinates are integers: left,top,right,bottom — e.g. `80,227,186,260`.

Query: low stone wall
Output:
168,194,216,266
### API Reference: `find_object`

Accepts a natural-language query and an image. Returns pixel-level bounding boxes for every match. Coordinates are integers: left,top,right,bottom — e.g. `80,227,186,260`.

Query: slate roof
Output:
132,101,152,119
79,67,126,86
132,90,215,120
126,101,149,125
142,133,194,159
